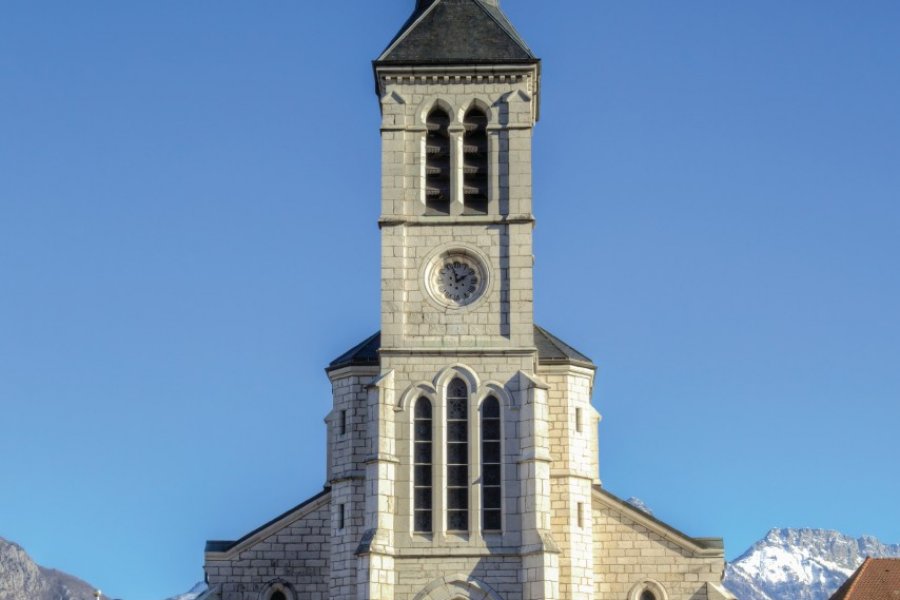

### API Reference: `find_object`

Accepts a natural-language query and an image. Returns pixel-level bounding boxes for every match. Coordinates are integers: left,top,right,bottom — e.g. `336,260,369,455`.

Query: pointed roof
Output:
326,325,594,373
377,0,537,65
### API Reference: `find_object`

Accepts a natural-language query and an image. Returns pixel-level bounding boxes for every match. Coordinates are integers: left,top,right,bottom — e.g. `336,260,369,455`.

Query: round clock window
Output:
425,251,488,308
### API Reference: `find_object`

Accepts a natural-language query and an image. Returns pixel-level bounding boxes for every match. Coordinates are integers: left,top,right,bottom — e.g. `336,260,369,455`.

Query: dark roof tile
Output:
377,0,536,65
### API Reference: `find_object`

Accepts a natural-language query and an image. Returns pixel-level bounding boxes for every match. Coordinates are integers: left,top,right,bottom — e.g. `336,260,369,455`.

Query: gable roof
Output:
593,486,725,557
326,324,595,373
377,0,537,66
830,558,900,600
205,488,330,555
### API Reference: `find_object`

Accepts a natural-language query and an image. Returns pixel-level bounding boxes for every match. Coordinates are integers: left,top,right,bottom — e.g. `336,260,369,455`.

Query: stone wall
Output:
394,555,523,600
592,492,725,600
205,494,331,600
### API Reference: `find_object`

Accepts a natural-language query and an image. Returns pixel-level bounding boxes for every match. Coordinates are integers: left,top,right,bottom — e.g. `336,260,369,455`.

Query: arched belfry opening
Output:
463,107,489,215
425,107,452,215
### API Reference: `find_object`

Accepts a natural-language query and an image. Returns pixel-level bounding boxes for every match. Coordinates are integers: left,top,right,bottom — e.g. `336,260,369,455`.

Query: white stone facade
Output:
203,4,734,599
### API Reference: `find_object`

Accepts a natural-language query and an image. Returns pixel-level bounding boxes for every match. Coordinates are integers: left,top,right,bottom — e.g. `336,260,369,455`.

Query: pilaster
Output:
516,370,560,600
355,370,397,600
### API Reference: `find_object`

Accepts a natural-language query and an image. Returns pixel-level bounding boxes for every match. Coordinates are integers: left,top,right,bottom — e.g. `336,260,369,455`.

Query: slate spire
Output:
378,0,536,65
417,0,499,8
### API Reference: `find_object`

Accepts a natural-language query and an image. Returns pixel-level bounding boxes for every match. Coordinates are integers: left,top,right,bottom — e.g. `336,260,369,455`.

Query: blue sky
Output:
1,1,899,598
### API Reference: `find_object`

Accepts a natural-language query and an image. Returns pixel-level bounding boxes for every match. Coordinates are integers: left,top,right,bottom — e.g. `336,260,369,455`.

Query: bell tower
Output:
342,1,562,599
324,2,599,599
376,0,540,353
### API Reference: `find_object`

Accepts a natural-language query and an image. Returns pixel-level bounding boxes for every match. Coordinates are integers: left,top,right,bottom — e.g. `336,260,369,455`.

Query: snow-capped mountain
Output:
725,528,900,600
163,582,206,600
624,497,654,516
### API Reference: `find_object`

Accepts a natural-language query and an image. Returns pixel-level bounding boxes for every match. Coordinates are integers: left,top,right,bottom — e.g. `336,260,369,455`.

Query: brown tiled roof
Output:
830,558,900,600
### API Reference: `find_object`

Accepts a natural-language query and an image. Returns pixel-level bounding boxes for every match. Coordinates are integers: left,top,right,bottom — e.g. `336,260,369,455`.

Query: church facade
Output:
202,2,735,599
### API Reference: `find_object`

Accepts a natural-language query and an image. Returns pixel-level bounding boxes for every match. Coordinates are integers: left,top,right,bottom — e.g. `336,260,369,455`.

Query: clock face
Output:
425,251,487,308
438,261,479,304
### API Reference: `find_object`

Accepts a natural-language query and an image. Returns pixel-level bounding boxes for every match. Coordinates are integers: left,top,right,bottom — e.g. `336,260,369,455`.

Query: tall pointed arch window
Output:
425,107,451,215
446,378,469,531
481,396,502,531
413,397,433,533
462,107,489,215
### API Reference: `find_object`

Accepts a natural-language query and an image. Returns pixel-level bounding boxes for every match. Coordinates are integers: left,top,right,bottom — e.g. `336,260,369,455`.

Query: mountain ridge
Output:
724,527,900,600
0,536,105,600
5,526,899,600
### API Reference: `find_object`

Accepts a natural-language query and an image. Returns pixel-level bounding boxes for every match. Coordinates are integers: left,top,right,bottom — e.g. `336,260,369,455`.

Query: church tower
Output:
325,1,595,598
202,3,733,599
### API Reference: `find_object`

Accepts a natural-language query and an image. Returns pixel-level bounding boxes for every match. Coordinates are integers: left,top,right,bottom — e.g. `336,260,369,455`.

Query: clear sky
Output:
1,1,898,599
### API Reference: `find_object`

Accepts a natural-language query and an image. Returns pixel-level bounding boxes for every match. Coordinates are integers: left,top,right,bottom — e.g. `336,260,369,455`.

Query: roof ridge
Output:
593,485,724,552
376,0,441,62
206,488,331,553
844,557,871,598
469,0,534,57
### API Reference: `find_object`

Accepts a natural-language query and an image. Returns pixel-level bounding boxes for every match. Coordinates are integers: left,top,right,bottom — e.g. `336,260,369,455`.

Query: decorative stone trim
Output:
381,72,531,88
628,579,669,600
412,574,504,600
258,579,296,600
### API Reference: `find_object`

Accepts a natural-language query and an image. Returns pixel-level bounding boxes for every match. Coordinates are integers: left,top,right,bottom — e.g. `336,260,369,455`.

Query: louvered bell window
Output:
425,108,451,215
481,396,502,531
446,378,469,531
414,397,433,533
462,107,489,215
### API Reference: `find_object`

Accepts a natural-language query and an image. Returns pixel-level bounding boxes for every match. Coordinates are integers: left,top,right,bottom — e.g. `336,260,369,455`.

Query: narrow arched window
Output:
640,591,657,600
413,397,433,533
270,591,287,600
446,378,469,531
463,107,489,215
481,396,501,531
425,107,451,215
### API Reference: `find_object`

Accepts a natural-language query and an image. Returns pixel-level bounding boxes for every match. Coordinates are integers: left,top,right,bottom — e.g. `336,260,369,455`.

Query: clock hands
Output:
436,259,480,304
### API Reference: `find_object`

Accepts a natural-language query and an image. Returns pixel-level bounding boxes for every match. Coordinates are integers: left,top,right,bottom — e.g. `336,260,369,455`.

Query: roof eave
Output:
537,358,597,370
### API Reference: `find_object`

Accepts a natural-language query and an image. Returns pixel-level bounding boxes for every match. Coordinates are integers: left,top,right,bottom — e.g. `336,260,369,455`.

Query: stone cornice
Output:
375,63,538,87
379,214,535,228
380,346,537,357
